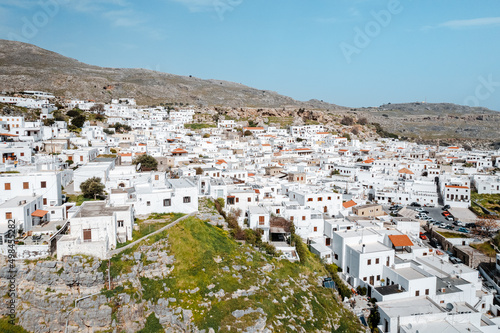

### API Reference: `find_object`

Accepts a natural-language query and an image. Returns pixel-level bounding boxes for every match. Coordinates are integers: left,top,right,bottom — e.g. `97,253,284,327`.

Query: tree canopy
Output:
80,177,105,199
133,154,158,171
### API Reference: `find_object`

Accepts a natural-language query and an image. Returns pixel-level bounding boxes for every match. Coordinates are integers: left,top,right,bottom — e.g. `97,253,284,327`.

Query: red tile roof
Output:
389,235,414,247
31,210,48,218
342,200,357,209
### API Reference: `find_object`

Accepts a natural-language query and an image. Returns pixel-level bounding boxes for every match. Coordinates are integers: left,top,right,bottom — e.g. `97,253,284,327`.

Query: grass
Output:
471,242,497,257
135,217,362,332
116,213,184,249
0,317,30,333
471,192,500,216
184,123,216,130
438,231,469,239
267,116,294,128
66,194,96,206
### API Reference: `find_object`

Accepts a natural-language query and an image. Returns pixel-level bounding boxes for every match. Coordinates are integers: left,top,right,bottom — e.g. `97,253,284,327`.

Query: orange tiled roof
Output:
31,210,48,217
445,185,468,189
388,235,414,247
398,168,414,175
342,200,357,209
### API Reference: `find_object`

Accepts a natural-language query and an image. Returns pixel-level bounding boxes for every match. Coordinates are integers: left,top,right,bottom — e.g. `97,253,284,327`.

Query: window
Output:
117,220,124,227
425,289,429,295
163,199,171,207
318,197,322,202
183,197,191,203
43,198,47,205
83,229,92,242
367,259,372,265
326,238,331,246
6,212,12,219
376,258,379,264
236,198,239,203
276,209,280,214
334,253,338,260
80,156,83,162
290,216,294,221
5,183,11,190
147,201,151,206
41,181,46,188
363,277,367,281
307,198,313,202
23,182,29,189
415,290,420,296
327,196,331,200
20,152,24,157
247,197,251,202
155,175,159,180
314,227,317,232
259,216,265,225
377,275,380,281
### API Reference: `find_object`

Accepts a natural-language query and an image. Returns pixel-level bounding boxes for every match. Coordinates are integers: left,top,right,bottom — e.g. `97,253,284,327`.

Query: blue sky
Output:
1,0,500,110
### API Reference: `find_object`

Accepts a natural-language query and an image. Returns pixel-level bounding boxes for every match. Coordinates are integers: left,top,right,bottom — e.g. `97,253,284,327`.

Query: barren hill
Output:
0,39,345,109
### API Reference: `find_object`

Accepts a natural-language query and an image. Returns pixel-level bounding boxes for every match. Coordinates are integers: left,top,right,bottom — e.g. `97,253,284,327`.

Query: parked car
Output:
410,202,421,207
442,205,450,210
416,208,425,212
450,256,463,264
446,216,455,221
457,227,469,234
442,211,451,216
445,225,454,230
453,220,464,226
419,232,427,240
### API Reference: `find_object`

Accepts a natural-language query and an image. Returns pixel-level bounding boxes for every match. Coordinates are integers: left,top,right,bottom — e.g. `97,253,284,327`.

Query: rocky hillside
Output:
0,39,344,110
0,214,363,332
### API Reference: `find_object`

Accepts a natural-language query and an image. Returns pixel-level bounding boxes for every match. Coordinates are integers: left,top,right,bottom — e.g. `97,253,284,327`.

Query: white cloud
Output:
440,17,500,29
423,17,500,31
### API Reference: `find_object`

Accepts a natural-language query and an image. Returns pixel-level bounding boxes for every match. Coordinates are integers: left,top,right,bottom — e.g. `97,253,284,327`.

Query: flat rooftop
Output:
378,297,444,318
395,267,427,280
74,201,130,218
349,241,392,254
0,196,37,208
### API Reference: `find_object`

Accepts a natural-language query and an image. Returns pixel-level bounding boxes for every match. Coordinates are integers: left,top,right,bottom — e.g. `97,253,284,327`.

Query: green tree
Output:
244,130,252,136
133,155,158,171
203,133,210,138
195,167,203,175
42,118,55,126
80,177,105,199
71,115,86,128
66,109,82,117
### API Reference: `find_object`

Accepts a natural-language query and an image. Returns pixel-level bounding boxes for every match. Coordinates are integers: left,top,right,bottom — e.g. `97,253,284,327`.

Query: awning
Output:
31,210,48,217
388,235,414,247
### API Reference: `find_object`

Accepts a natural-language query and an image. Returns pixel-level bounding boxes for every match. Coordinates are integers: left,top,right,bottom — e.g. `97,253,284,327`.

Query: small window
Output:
236,198,239,203
183,197,191,203
155,175,159,180
290,216,294,221
276,208,280,214
327,196,331,200
415,290,420,297
363,277,367,281
43,198,47,205
6,212,12,219
163,199,171,207
41,181,46,188
425,289,429,295
247,197,251,202
377,275,380,281
376,258,379,264
326,238,331,246
147,201,151,206
259,216,265,225
308,198,313,202
318,197,322,202
5,183,11,190
23,182,29,189
314,226,317,232
302,216,306,220
367,259,371,265
83,229,92,242
117,220,124,227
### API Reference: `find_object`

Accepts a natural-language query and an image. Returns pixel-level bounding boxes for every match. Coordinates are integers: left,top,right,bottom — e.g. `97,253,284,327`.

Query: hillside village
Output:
1,91,500,332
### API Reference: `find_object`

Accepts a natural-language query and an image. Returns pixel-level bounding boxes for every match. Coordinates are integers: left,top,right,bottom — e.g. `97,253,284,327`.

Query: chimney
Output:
362,244,366,253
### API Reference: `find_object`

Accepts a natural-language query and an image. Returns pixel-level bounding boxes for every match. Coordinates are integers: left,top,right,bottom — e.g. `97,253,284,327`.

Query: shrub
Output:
340,116,354,126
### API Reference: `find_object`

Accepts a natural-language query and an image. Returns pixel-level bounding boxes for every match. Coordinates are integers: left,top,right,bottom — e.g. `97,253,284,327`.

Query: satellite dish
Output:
136,163,141,171
446,303,454,312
